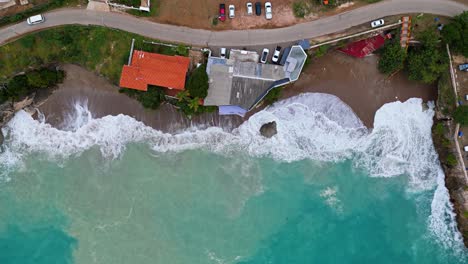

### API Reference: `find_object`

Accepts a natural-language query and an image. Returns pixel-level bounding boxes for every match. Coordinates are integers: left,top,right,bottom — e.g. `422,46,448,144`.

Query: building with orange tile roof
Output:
119,50,190,95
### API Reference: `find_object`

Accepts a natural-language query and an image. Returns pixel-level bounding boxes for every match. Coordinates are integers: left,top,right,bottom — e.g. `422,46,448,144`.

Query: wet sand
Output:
38,52,436,132
38,64,243,133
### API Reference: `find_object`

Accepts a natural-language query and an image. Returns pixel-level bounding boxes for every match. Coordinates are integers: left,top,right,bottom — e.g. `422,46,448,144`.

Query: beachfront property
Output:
204,45,308,116
119,50,190,97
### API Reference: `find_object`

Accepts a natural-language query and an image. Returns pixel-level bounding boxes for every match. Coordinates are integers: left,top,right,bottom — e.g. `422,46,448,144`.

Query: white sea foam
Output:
320,186,343,213
0,92,460,248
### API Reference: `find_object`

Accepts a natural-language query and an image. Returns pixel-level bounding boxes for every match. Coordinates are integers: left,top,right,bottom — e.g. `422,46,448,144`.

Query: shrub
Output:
453,105,468,126
446,153,458,167
441,11,468,57
434,123,444,136
378,40,407,74
264,87,283,105
176,45,189,56
3,67,64,101
120,86,165,110
212,17,219,26
407,29,447,84
186,64,209,99
293,1,308,18
138,86,165,109
314,44,330,57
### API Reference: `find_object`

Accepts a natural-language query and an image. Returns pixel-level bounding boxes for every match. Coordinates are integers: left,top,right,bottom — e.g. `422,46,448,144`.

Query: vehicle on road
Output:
229,5,235,18
219,4,226,22
272,46,281,63
220,48,227,59
265,2,272,20
255,2,261,16
247,2,253,15
260,48,269,64
459,63,468,72
27,14,45,25
370,19,385,28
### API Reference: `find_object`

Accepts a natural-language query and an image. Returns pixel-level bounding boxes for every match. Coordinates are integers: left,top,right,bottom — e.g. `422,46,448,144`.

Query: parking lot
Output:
153,0,297,30
209,39,299,64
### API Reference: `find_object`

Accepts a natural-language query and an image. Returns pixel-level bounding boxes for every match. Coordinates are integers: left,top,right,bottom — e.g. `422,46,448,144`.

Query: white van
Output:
27,14,45,25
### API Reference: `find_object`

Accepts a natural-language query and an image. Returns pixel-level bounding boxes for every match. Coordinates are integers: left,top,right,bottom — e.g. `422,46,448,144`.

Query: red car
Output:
219,4,226,22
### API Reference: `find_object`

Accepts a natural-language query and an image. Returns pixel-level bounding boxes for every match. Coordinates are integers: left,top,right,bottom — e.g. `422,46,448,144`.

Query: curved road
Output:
0,0,467,47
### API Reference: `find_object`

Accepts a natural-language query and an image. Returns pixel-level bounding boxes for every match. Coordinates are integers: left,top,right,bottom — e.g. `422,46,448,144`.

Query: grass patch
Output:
437,71,456,115
0,25,185,85
263,86,284,105
446,153,458,167
292,1,312,18
434,123,445,136
314,44,330,57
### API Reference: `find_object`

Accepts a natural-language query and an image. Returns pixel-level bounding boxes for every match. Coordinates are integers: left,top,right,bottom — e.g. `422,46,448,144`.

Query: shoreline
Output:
37,52,437,131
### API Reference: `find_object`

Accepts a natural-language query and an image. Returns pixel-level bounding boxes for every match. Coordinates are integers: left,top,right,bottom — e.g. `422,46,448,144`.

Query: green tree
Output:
378,41,407,74
441,11,468,57
186,64,209,99
6,75,29,99
453,105,468,126
407,29,447,84
138,86,165,109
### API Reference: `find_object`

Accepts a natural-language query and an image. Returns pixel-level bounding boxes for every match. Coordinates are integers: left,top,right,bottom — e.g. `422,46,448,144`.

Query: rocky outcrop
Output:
260,121,277,138
432,117,468,247
0,94,40,146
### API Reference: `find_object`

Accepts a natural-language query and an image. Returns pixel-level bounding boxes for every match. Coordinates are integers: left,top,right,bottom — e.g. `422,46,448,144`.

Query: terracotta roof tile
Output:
119,50,190,91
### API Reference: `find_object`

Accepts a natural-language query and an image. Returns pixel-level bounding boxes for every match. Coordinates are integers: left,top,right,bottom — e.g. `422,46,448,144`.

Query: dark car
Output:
219,4,226,22
255,2,261,16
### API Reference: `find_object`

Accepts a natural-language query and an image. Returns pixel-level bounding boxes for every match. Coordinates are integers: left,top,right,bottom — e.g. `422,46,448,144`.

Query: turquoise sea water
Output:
0,94,467,263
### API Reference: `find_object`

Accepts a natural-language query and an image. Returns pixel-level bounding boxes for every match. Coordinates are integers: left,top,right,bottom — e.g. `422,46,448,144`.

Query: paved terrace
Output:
0,0,467,47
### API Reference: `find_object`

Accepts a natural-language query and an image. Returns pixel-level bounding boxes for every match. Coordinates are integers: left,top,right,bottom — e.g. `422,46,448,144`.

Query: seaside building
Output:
119,50,190,97
204,45,307,116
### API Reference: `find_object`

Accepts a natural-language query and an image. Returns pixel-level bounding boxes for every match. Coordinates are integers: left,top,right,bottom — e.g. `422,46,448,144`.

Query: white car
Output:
260,48,269,64
220,48,227,59
27,14,45,25
265,2,272,20
272,46,281,63
246,2,253,15
371,19,385,28
229,5,235,18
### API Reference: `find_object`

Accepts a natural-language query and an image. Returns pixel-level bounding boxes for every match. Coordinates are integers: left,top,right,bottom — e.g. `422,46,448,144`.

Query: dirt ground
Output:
152,0,365,30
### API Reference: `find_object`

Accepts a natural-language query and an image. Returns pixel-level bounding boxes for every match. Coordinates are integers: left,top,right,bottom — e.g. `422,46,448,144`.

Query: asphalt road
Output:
0,0,466,47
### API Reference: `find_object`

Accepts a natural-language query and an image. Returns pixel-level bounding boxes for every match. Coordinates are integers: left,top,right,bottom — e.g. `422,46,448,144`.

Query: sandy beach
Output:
38,51,436,132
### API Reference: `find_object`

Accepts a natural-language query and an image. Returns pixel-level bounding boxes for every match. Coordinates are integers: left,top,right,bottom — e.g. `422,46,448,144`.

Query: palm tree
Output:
188,97,200,112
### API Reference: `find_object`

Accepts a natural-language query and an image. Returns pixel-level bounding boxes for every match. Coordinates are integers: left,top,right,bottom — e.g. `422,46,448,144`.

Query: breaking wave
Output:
0,92,462,249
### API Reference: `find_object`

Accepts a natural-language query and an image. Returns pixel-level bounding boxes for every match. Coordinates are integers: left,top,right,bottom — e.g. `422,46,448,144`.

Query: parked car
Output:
220,48,227,59
255,2,261,16
371,19,385,28
219,4,226,22
246,2,253,15
229,5,235,18
265,2,272,20
459,63,468,72
27,14,45,25
260,48,269,64
464,146,468,152
272,46,281,63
